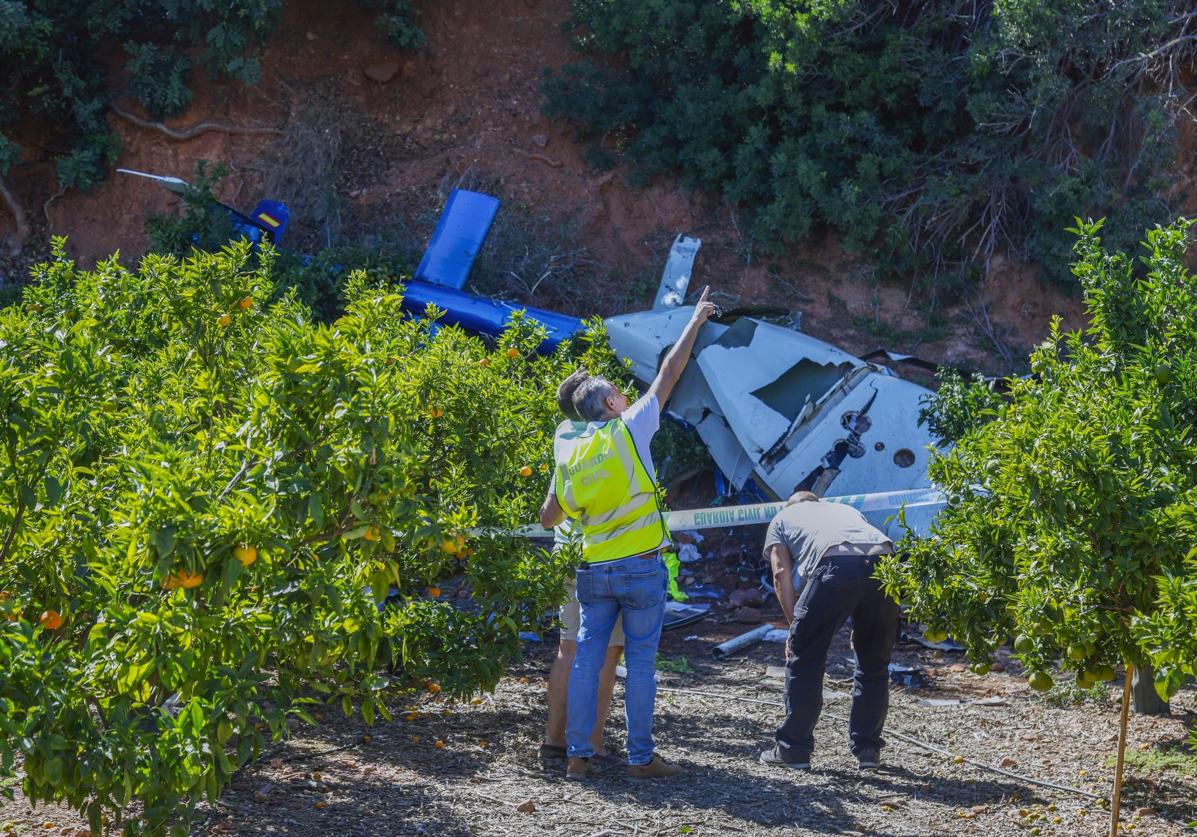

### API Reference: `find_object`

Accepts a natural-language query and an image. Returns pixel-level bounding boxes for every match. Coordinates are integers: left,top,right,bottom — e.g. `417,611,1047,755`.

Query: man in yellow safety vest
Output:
539,370,625,768
540,287,715,781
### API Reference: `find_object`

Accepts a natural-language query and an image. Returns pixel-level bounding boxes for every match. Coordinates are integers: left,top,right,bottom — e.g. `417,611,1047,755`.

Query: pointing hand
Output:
692,285,717,324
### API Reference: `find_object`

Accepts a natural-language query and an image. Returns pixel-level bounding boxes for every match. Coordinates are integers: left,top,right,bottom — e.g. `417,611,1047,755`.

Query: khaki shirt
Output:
762,501,892,584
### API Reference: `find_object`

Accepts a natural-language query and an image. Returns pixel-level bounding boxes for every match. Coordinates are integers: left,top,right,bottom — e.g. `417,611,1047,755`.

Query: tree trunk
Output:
1110,665,1133,837
1131,661,1169,715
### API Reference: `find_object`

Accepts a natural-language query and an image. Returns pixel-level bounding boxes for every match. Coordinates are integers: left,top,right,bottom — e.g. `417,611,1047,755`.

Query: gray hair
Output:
573,376,616,422
556,369,589,421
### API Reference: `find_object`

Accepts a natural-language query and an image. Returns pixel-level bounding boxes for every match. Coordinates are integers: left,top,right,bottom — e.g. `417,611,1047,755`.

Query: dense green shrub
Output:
0,239,620,833
125,42,194,119
543,1,1197,286
144,161,237,257
917,368,1004,445
879,218,1197,703
269,245,413,323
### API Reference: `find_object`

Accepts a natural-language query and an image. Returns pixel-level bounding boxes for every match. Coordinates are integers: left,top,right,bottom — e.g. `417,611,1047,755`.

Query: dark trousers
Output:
776,555,900,760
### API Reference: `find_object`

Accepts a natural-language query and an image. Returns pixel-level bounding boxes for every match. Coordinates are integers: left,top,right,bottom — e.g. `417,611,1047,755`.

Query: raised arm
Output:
647,286,716,407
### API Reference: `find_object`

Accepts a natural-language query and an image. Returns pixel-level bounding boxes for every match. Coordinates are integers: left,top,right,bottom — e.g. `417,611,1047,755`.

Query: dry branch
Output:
42,186,66,231
511,147,563,168
110,104,281,141
965,299,1017,372
0,173,31,255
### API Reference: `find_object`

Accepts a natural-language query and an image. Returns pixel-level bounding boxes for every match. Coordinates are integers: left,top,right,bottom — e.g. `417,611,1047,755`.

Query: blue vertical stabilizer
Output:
415,189,501,290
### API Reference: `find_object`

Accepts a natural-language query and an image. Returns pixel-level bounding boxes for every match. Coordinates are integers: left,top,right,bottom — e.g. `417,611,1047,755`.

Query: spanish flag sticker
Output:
257,212,281,229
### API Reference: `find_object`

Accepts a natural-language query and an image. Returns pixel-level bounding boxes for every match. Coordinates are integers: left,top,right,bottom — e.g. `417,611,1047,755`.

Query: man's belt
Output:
581,546,669,567
822,542,894,559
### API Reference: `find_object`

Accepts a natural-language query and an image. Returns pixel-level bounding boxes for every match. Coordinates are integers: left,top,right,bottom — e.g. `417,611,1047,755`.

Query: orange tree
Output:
878,218,1197,826
0,240,620,834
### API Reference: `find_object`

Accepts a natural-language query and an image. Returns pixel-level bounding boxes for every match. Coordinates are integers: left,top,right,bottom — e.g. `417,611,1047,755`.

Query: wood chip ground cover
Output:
3,623,1194,836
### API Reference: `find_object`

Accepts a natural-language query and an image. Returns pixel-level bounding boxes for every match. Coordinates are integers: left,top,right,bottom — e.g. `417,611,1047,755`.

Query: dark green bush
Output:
270,245,413,323
0,1,425,201
361,0,426,49
543,1,1197,287
917,368,1005,445
125,42,193,119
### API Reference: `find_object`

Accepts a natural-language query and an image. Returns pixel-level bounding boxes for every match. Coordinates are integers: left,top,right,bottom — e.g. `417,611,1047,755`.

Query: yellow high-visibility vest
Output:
554,419,669,563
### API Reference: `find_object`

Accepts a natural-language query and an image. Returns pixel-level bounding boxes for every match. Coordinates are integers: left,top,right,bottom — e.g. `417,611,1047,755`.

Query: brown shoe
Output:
590,749,624,768
627,754,682,780
566,757,590,781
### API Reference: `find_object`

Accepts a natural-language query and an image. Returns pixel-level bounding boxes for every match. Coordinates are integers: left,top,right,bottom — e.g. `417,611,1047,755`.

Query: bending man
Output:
760,491,900,771
540,288,715,781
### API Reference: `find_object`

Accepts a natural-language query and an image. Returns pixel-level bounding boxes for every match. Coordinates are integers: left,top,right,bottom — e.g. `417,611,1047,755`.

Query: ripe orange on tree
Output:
238,295,253,311
233,545,257,567
427,586,441,598
164,570,204,590
39,610,63,630
518,465,533,477
363,524,381,542
506,347,520,359
217,313,231,328
178,570,204,589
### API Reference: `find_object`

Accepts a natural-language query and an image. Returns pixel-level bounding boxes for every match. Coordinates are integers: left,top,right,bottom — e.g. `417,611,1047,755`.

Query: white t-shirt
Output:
612,392,661,484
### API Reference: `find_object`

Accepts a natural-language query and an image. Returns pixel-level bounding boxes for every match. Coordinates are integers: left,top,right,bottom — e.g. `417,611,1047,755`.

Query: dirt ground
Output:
4,605,1195,837
0,0,1088,375
193,623,1196,837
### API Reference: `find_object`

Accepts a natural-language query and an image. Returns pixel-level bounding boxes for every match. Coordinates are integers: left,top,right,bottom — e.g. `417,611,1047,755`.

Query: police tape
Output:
513,486,946,539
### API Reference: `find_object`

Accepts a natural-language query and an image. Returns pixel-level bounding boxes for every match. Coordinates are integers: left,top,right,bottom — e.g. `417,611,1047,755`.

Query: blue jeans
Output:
566,554,667,765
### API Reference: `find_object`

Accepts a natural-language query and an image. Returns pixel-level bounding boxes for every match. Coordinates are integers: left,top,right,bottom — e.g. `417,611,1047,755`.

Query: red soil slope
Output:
1,0,1086,373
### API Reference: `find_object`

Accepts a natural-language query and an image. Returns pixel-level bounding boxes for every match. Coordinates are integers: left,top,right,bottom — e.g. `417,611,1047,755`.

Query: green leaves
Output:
0,243,620,833
879,218,1197,696
545,0,1193,285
